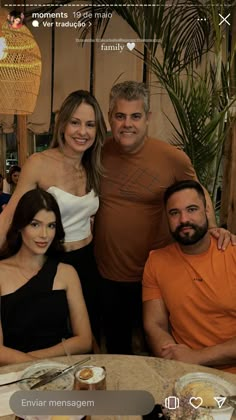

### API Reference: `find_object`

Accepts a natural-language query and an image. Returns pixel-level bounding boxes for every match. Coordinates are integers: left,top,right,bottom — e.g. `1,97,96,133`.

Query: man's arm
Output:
160,338,236,367
143,299,176,356
203,187,216,228
143,298,236,368
200,337,236,366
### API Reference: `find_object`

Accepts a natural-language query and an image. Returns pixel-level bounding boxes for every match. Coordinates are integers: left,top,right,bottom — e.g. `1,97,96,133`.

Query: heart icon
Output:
189,397,203,409
127,42,135,51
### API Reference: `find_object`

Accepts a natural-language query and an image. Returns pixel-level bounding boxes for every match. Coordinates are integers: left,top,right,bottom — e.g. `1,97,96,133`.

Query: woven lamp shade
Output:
0,9,41,115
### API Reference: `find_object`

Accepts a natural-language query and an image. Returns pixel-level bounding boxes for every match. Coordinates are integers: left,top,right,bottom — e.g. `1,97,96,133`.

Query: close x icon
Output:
218,13,230,26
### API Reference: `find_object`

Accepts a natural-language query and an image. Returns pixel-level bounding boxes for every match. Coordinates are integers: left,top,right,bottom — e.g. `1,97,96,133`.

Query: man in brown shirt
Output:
94,81,232,354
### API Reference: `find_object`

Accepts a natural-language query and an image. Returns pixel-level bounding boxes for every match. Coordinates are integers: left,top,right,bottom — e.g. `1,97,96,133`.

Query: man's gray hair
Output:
109,81,150,115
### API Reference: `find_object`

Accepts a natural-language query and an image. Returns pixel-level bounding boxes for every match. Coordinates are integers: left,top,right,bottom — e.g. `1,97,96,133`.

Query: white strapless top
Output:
47,186,99,242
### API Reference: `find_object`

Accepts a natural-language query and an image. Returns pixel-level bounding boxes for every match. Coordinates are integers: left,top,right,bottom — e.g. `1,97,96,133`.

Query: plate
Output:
175,372,236,404
19,361,74,391
174,372,236,420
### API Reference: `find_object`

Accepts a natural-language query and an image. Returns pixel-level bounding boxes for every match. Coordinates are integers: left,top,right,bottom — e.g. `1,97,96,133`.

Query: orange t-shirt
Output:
143,237,236,373
94,137,197,282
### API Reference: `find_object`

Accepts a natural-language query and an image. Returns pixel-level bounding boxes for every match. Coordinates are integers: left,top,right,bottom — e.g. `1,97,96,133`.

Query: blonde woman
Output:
0,90,107,341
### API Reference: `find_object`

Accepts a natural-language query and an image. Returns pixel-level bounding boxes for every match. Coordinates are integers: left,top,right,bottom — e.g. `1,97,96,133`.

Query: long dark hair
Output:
0,189,65,259
6,165,21,185
51,90,107,195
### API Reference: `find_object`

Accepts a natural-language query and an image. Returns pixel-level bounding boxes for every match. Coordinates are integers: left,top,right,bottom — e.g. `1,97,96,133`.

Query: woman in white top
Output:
0,90,107,341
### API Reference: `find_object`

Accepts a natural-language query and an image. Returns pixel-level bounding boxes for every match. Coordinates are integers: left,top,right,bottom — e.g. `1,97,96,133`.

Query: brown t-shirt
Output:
94,137,197,282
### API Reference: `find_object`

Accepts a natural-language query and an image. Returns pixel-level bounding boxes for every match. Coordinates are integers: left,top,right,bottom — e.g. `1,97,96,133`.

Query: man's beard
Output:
171,219,208,245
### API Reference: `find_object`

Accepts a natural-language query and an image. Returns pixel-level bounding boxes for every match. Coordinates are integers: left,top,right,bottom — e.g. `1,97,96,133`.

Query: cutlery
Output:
30,356,91,389
218,395,236,409
0,368,58,387
224,395,236,409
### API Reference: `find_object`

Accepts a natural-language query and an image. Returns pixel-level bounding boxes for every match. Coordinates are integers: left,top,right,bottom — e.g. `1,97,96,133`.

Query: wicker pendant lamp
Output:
0,8,41,115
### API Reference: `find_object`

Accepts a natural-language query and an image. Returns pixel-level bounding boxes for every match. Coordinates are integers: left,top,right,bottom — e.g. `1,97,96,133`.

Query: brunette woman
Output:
0,189,92,365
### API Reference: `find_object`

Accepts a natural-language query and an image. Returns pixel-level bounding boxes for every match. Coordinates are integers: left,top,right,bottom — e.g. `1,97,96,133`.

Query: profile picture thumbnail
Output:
7,10,25,29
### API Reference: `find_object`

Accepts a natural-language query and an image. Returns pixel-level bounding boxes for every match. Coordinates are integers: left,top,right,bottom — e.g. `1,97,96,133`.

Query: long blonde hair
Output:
51,90,107,195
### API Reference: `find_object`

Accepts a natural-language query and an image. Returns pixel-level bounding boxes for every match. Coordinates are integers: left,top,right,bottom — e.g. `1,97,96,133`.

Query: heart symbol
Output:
189,397,203,409
127,42,135,51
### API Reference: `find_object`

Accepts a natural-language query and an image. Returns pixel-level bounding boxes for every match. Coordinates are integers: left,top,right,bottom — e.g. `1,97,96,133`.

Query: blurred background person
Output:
0,189,92,365
0,168,20,212
0,174,3,194
3,165,21,195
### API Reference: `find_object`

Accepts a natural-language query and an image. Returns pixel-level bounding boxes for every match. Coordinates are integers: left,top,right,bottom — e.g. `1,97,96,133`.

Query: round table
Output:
0,354,236,420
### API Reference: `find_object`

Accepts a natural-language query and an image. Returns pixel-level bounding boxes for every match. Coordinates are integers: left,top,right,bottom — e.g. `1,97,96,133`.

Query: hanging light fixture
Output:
0,8,41,115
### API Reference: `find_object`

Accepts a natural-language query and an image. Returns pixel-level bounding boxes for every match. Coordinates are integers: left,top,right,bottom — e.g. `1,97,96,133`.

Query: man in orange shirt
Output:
95,81,235,355
143,180,236,373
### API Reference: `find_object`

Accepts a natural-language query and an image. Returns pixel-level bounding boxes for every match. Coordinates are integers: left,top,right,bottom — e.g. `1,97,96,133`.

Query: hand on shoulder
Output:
209,227,236,250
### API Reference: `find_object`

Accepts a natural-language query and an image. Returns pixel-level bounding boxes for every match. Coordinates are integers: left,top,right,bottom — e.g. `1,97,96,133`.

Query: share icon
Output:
214,396,226,408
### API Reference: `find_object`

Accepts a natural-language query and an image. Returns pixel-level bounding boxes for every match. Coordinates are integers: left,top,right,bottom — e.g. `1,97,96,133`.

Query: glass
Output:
74,366,106,391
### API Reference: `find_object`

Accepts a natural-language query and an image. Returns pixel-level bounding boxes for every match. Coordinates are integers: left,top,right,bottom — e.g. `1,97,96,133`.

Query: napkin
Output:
0,370,22,415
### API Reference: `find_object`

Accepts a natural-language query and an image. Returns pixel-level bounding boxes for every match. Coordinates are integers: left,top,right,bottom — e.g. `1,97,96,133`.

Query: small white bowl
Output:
175,372,236,420
19,361,74,391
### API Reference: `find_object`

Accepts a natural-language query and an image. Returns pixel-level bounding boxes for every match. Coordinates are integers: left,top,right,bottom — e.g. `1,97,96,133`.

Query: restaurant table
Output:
0,354,236,420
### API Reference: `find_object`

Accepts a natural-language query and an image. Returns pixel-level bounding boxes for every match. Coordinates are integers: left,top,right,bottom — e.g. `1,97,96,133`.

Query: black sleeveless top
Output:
1,258,72,352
